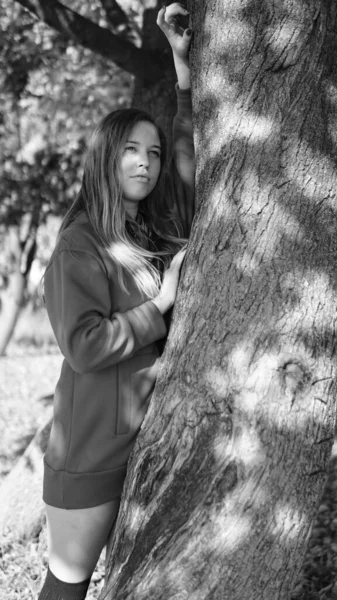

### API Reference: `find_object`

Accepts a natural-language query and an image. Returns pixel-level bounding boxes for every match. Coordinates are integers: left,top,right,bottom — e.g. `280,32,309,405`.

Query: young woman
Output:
38,4,194,599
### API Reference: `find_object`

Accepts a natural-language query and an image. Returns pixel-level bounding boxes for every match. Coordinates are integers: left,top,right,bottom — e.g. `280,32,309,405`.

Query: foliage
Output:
0,0,133,230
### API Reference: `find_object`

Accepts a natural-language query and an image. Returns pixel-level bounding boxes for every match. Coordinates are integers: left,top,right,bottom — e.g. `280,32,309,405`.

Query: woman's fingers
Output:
164,2,189,26
174,246,187,258
171,247,187,270
156,6,167,30
157,3,189,32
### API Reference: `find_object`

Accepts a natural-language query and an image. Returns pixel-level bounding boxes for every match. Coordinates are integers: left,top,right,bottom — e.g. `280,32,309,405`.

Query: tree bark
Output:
101,1,337,599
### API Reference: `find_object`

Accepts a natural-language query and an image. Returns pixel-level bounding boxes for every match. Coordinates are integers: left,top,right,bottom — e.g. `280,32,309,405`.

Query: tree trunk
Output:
132,0,177,147
0,223,37,355
101,1,337,599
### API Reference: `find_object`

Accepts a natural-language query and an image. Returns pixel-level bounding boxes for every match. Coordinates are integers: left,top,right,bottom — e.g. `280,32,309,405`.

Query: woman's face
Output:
119,121,161,211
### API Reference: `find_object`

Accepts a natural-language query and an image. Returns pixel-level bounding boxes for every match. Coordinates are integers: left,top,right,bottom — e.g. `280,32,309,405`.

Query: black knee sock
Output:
38,566,91,600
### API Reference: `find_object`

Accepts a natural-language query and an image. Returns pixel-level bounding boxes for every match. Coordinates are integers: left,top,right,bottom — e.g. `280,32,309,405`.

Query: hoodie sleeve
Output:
169,84,195,237
44,249,167,374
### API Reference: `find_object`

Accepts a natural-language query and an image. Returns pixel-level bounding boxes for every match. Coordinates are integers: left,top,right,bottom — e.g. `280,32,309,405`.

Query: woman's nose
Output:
138,151,149,167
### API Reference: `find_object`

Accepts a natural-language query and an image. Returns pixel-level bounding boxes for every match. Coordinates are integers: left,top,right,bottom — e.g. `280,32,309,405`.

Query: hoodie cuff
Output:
175,83,192,119
125,300,167,347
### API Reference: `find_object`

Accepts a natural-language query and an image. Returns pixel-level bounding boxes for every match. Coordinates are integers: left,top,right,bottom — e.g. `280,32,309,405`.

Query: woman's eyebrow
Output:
126,140,161,149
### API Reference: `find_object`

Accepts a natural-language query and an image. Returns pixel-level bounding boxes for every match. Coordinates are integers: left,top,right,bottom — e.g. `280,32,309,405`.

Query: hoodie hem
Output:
43,459,127,509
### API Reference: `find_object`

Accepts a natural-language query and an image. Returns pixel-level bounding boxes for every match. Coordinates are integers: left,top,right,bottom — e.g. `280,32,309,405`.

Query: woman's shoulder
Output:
56,212,99,257
45,216,109,280
44,212,109,279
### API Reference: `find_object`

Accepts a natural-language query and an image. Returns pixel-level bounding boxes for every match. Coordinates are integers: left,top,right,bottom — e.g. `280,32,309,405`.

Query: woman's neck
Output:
123,199,138,220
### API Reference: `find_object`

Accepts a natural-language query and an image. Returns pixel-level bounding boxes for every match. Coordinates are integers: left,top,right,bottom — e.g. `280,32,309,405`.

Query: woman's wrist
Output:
151,295,173,315
173,54,190,90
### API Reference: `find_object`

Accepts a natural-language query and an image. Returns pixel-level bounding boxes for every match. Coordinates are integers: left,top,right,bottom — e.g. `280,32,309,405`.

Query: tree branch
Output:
15,0,167,85
99,0,139,44
99,0,129,29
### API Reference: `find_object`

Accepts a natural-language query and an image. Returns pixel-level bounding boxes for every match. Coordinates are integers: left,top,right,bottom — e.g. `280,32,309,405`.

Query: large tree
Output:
98,1,337,599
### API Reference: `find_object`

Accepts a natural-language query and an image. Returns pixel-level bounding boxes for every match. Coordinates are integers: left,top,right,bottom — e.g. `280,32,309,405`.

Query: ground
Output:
0,348,105,600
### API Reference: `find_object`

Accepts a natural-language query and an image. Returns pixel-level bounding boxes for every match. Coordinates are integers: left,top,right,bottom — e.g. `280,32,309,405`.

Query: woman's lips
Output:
132,175,150,182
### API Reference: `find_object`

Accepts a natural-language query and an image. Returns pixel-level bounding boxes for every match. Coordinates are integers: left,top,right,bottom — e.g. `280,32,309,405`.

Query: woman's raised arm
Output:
157,3,195,236
156,3,191,90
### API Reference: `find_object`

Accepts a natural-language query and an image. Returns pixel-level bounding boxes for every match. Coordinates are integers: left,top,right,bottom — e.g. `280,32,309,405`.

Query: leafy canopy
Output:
0,0,133,230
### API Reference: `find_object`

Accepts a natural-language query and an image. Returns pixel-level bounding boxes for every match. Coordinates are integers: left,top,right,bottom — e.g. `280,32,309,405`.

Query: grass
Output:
8,303,57,355
0,534,46,600
0,533,106,599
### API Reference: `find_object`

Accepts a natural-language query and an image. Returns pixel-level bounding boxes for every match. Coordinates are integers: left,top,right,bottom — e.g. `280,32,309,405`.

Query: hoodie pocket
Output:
115,354,159,436
116,361,131,435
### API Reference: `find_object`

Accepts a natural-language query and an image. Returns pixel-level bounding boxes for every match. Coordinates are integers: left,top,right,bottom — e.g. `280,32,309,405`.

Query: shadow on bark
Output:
103,388,334,598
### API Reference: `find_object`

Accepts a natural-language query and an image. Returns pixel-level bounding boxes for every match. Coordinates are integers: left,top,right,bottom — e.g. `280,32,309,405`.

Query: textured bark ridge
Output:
102,2,337,599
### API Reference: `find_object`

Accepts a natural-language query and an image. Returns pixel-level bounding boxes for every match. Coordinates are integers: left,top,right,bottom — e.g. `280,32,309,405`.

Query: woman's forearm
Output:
173,53,190,90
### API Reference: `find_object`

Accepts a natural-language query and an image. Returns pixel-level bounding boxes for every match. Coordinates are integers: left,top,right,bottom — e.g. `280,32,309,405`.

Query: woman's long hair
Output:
55,108,186,298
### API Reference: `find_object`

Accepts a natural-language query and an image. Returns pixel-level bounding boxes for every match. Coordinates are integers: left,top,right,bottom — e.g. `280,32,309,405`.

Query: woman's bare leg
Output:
45,499,120,583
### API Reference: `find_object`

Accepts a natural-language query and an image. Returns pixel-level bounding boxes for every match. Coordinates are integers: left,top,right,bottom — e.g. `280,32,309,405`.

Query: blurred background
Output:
0,0,137,357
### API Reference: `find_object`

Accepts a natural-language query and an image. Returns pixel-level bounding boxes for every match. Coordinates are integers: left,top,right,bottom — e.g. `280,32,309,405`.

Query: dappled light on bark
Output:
272,503,307,542
101,1,337,599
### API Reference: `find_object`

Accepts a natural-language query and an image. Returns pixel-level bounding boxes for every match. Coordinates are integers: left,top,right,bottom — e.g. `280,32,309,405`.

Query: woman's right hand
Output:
156,4,191,63
152,246,187,314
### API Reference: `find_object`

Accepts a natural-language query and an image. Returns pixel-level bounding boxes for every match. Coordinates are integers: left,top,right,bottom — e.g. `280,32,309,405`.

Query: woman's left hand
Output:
157,3,192,62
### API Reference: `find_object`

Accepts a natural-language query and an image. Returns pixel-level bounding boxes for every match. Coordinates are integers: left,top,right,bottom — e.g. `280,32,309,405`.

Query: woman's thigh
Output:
45,499,120,583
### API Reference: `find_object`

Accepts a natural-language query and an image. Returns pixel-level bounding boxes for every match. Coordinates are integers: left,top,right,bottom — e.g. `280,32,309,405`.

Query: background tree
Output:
97,1,337,599
14,0,182,135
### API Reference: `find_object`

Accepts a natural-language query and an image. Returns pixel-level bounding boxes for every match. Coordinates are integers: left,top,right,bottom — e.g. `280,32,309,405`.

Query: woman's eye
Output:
125,146,136,152
150,150,160,157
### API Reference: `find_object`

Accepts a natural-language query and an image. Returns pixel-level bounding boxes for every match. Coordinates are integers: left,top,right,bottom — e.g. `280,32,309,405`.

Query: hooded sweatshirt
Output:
43,86,194,509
